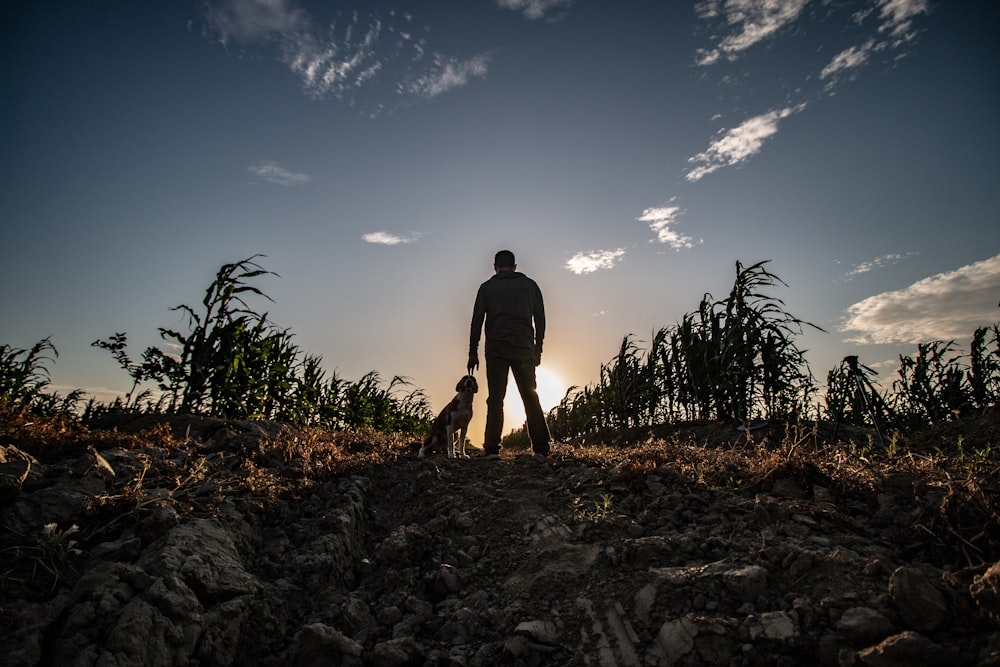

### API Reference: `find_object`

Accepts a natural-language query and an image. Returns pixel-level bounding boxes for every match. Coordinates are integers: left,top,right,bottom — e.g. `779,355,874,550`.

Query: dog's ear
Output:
456,378,464,392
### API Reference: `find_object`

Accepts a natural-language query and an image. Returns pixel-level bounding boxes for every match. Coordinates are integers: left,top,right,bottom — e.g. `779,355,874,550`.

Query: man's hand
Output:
534,352,541,367
467,355,479,374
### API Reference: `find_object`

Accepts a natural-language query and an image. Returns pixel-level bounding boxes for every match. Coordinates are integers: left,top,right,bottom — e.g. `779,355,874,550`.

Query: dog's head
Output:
456,374,479,394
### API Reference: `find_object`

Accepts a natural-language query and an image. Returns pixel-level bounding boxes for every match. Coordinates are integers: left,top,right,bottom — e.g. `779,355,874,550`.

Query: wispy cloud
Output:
820,39,876,81
495,0,574,21
401,53,491,99
694,0,808,66
837,252,918,282
362,231,424,245
286,15,387,100
203,0,309,45
201,1,489,107
247,160,310,185
876,0,930,44
686,105,805,182
636,205,699,250
820,0,930,86
840,254,1000,345
565,248,626,275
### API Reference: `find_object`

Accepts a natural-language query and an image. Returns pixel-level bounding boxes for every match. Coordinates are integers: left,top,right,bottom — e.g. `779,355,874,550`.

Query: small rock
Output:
836,607,895,645
291,624,362,667
888,567,949,632
514,619,558,645
654,616,698,664
634,584,657,627
747,611,797,641
377,605,402,628
724,565,768,602
857,630,968,667
371,637,419,667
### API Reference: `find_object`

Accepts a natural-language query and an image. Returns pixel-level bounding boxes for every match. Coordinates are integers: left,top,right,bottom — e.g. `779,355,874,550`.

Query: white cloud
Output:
203,0,309,45
820,0,929,86
286,17,385,100
837,252,918,281
565,248,626,275
202,1,488,106
840,254,1000,345
820,39,875,80
247,160,310,185
495,0,574,21
362,231,423,245
636,205,699,250
877,0,929,42
694,0,808,65
401,53,491,99
686,105,805,182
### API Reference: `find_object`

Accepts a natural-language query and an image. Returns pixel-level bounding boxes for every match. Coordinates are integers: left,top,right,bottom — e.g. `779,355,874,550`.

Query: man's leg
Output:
511,361,550,456
483,357,510,455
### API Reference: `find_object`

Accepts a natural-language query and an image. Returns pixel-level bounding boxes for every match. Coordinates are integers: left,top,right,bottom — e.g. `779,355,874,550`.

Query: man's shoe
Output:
476,452,500,460
532,451,548,462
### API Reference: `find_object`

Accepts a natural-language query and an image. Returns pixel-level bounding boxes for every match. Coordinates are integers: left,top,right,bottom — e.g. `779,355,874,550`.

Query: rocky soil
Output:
2,411,1000,666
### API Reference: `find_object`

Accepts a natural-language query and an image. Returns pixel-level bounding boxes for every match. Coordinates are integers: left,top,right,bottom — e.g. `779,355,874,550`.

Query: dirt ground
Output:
2,412,999,665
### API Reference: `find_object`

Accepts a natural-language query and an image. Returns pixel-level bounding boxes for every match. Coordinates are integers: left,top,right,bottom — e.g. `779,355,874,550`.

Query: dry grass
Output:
563,415,1000,568
3,405,998,591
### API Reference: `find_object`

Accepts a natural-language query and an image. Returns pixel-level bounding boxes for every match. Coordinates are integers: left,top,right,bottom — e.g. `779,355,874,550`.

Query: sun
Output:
503,365,566,430
534,366,567,411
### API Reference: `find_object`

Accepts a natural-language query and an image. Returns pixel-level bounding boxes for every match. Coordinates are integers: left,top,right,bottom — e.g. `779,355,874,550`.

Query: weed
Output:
1,522,83,596
572,494,613,524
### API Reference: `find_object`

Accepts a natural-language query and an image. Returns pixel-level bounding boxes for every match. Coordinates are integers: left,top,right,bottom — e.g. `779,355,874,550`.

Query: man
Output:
468,250,551,459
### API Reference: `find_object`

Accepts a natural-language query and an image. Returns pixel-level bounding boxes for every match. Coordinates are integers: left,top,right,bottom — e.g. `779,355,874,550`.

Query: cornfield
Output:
4,257,998,447
84,256,431,434
544,260,822,442
524,261,998,447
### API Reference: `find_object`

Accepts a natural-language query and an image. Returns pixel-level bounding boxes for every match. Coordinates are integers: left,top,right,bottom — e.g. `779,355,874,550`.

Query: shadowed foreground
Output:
2,409,999,665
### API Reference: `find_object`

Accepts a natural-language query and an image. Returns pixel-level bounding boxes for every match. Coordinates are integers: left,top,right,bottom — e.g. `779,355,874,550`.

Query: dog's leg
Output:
458,426,468,458
446,424,455,459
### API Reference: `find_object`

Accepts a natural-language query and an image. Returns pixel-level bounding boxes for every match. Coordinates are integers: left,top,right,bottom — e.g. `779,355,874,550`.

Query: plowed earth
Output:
2,411,999,665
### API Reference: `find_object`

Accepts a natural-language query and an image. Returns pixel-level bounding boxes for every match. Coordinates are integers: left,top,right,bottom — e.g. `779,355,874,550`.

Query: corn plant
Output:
890,324,1000,429
650,260,820,424
0,338,82,415
93,256,432,435
969,323,1000,408
823,358,895,432
531,260,821,444
891,341,970,427
90,333,158,411
598,335,659,429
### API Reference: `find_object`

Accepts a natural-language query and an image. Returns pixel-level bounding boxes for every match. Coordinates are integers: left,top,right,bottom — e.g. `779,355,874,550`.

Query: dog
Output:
418,375,478,459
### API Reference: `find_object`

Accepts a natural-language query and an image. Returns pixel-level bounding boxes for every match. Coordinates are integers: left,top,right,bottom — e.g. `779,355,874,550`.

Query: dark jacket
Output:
469,270,545,363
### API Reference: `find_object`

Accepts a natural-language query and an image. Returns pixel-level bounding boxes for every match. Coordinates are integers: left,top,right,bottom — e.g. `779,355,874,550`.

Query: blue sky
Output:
2,0,998,438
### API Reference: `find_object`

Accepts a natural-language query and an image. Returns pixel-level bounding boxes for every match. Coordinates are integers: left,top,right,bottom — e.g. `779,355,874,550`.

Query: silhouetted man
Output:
468,250,550,459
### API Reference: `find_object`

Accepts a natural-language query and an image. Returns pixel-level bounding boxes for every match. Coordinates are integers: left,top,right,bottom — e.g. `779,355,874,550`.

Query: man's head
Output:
494,250,516,272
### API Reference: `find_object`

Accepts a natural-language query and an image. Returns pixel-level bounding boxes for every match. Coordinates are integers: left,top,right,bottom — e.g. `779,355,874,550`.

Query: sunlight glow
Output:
503,366,565,430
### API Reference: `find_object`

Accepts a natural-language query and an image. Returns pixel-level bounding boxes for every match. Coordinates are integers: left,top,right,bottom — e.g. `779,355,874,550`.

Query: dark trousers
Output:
483,357,550,455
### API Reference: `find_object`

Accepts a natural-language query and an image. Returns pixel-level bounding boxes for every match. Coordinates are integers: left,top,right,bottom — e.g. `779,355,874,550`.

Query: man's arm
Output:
533,282,545,365
469,285,486,371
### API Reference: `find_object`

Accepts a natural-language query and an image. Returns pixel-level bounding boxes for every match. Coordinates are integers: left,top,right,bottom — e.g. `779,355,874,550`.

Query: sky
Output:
2,0,999,441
